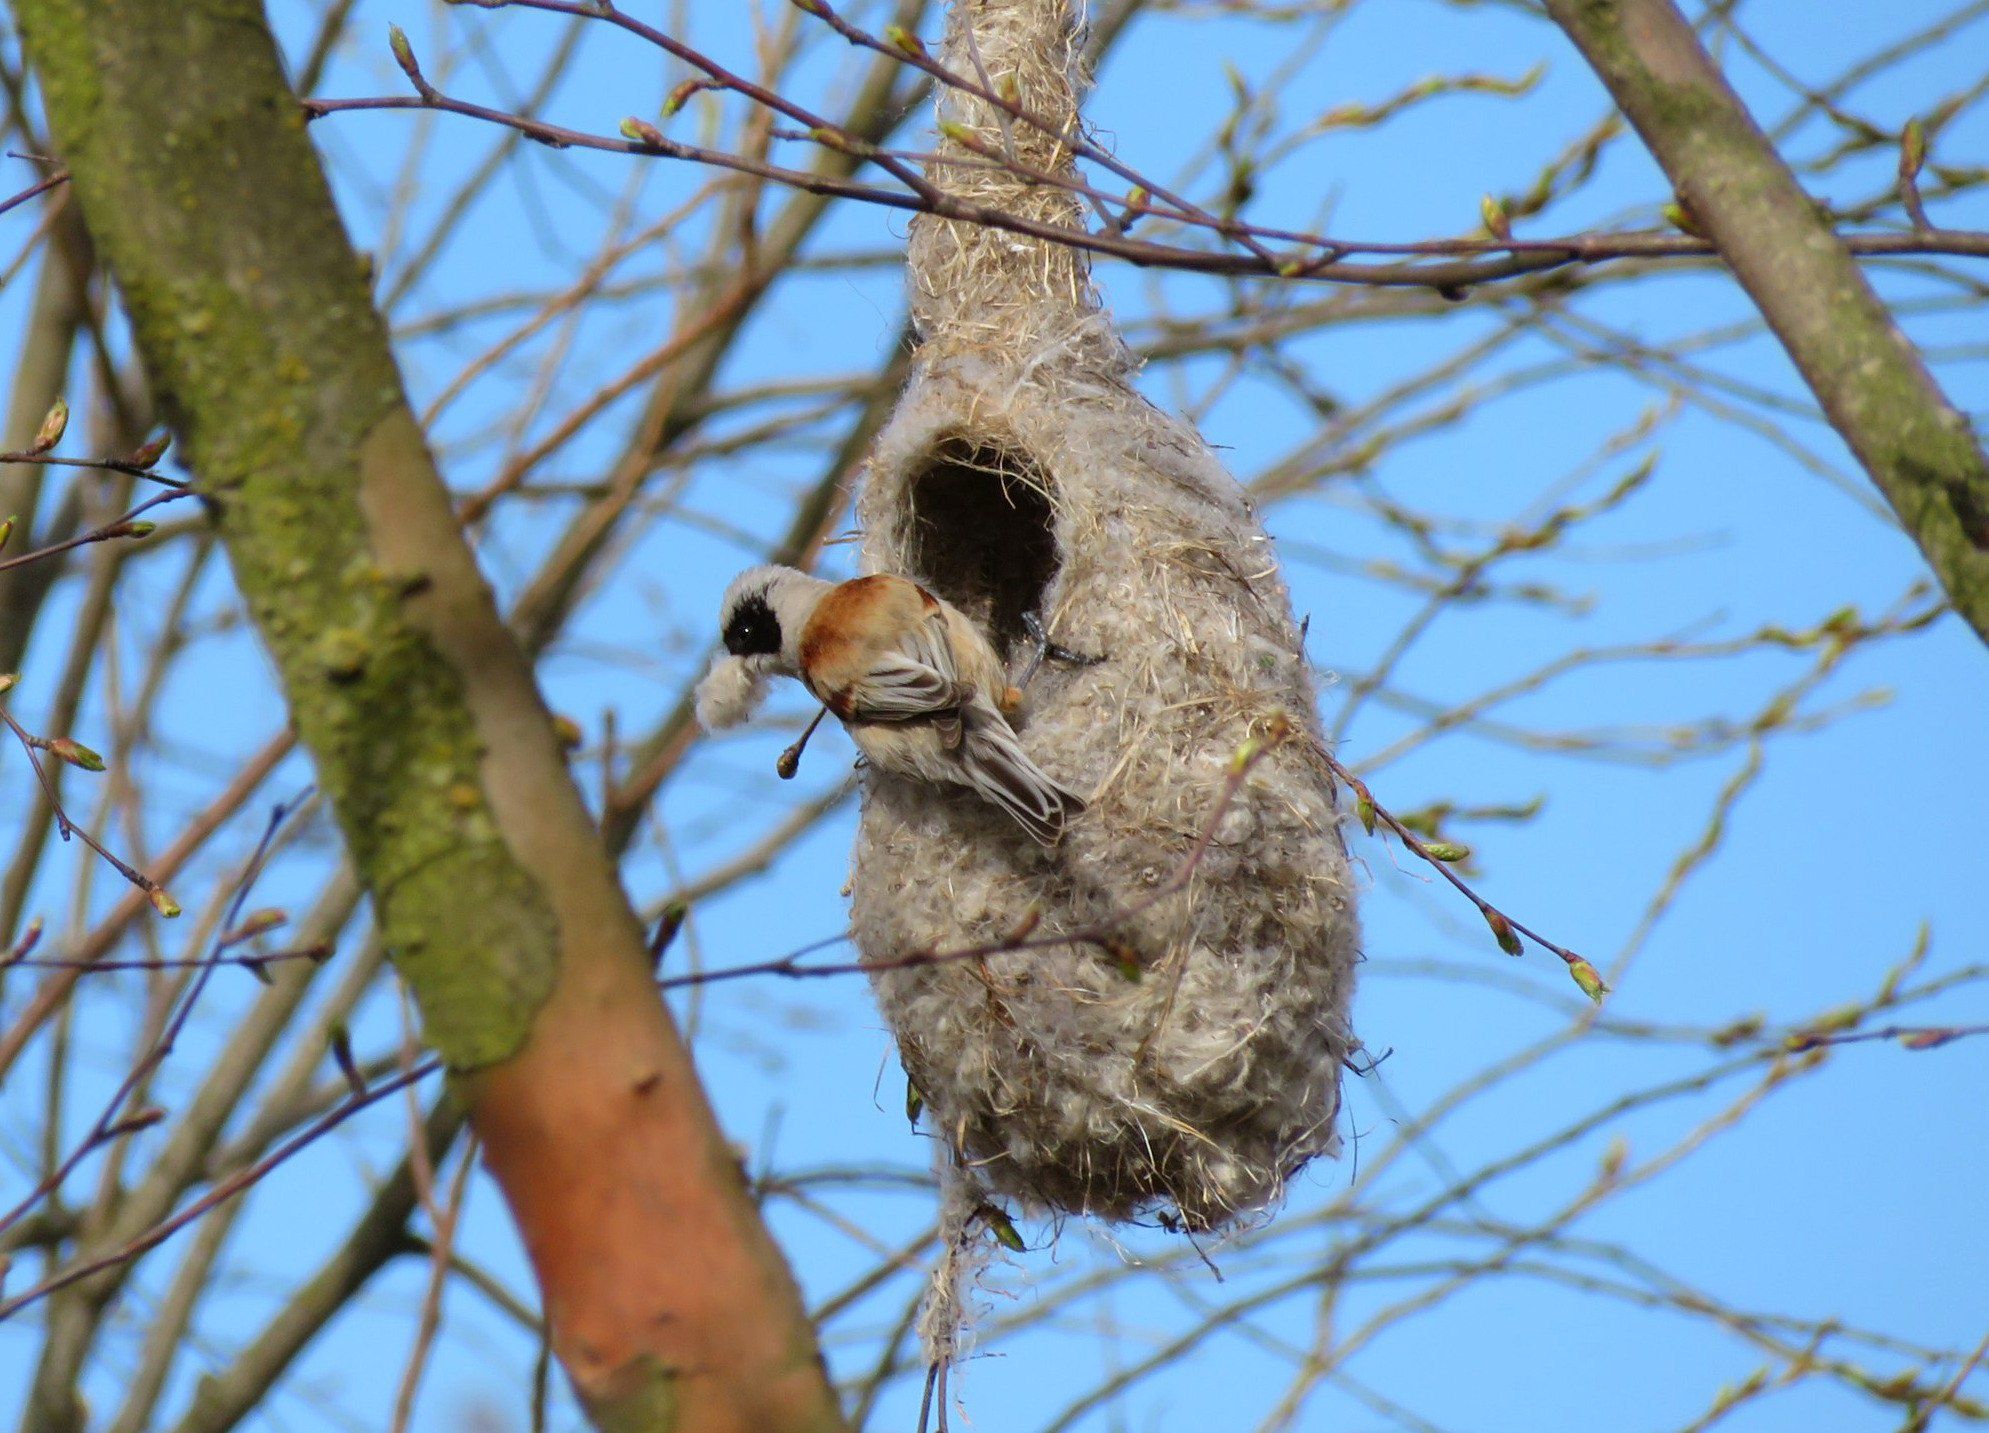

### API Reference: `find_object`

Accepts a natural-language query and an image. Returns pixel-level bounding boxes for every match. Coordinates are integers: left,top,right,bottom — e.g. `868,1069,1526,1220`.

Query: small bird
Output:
697,565,1087,846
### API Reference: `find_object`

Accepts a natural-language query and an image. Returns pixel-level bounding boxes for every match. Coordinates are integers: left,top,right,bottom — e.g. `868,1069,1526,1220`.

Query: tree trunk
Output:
15,4,848,1429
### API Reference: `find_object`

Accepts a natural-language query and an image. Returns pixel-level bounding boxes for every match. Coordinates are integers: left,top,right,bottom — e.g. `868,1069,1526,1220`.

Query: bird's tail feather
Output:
961,715,1085,848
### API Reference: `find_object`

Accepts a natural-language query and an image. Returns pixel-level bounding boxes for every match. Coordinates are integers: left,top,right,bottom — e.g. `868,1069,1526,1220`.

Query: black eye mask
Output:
722,592,782,657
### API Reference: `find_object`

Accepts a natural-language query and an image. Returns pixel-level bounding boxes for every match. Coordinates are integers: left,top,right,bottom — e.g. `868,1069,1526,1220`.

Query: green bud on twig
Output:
1421,840,1470,863
1567,957,1607,1004
1900,1028,1960,1051
979,1204,1026,1252
620,116,666,147
1116,187,1150,234
1227,713,1290,777
126,432,171,468
883,24,925,57
807,127,866,156
905,1076,923,1126
387,25,434,98
8,916,44,961
47,737,105,772
648,900,688,969
5,917,46,966
1485,907,1523,957
31,398,67,455
1900,118,1927,181
106,1106,167,1139
1662,198,1703,239
148,887,182,919
663,77,716,117
0,516,13,552
220,907,287,948
1479,193,1512,242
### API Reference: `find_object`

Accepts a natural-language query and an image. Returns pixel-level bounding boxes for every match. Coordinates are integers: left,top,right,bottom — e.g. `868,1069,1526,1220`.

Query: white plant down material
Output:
847,0,1363,1251
693,653,766,732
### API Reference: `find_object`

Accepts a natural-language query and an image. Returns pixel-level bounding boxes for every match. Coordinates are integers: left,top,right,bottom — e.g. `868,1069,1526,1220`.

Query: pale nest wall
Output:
850,0,1362,1238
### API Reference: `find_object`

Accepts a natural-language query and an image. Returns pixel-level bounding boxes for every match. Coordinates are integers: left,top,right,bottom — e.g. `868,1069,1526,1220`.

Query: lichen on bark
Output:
16,0,555,1068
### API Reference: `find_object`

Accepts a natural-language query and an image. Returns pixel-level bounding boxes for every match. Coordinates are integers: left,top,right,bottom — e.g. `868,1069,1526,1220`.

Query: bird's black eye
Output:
722,592,782,657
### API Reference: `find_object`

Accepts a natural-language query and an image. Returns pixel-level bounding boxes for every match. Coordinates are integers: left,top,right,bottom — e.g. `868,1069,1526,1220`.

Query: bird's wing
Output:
960,713,1086,847
838,609,968,740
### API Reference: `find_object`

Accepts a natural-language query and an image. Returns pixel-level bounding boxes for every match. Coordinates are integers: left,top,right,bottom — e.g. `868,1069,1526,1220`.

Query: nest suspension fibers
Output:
848,0,1362,1232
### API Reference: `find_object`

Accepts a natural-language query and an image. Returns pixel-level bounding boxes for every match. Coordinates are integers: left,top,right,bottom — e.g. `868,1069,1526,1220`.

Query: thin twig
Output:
1320,746,1605,1000
301,91,1989,292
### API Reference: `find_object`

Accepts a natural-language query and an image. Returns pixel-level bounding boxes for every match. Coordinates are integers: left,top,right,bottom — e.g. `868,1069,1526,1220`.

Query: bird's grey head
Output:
717,565,826,672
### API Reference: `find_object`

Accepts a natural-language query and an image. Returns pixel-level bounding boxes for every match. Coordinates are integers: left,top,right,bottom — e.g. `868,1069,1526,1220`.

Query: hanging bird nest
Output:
848,0,1362,1238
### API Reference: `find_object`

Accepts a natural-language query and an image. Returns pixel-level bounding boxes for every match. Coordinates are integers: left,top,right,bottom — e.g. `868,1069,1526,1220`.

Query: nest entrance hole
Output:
904,438,1059,657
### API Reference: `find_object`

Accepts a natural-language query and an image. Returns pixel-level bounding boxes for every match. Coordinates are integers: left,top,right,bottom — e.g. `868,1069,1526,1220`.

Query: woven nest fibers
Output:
848,345,1361,1230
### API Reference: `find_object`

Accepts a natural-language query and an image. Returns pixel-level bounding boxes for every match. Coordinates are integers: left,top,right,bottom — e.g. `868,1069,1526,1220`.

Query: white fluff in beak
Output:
694,654,768,730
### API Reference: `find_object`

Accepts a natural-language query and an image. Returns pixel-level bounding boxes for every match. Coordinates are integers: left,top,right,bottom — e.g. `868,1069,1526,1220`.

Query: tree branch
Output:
1542,0,1989,646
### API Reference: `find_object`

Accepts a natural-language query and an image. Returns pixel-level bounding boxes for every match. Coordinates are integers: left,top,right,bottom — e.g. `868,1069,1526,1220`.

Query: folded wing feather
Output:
840,610,1083,845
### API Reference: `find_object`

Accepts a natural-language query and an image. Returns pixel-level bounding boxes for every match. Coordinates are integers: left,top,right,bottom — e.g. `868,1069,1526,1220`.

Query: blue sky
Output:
1,1,1985,1429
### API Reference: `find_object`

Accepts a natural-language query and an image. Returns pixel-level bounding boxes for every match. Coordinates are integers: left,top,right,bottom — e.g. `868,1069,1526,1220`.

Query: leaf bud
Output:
1900,117,1927,180
620,116,666,147
126,432,171,468
1568,957,1608,1004
48,737,105,772
883,24,925,57
30,398,67,455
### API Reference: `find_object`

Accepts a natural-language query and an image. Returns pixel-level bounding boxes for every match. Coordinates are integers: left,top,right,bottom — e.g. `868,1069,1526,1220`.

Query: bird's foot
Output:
1017,610,1105,689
